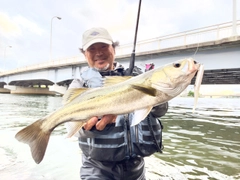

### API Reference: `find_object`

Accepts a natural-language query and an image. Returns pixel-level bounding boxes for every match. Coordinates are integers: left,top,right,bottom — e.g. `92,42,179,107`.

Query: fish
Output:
15,58,202,164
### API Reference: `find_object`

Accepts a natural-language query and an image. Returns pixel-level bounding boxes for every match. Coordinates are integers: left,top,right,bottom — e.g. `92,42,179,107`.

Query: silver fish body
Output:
15,58,202,164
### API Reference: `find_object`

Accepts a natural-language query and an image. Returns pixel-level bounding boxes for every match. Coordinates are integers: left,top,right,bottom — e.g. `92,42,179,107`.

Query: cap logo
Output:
90,31,99,36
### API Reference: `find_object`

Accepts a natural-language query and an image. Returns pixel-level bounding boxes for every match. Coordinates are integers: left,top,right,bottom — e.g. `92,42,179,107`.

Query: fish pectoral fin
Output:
131,84,157,96
15,119,50,164
104,76,132,86
65,121,85,138
131,107,153,126
62,88,89,105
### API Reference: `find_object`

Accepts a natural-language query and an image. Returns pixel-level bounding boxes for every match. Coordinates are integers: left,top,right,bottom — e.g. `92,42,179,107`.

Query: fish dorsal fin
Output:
131,84,157,96
62,88,89,105
131,107,153,126
104,76,132,86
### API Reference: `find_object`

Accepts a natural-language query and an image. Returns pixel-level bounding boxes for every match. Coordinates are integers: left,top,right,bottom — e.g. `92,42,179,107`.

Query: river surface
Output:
0,94,239,180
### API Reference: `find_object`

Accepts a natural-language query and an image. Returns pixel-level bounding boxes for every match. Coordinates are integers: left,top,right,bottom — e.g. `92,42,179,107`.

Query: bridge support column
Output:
49,84,67,95
4,85,17,91
4,85,56,95
0,88,10,93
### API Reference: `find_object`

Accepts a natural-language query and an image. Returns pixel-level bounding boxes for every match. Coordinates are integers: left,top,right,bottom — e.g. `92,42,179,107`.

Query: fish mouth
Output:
188,59,200,74
187,59,203,87
190,59,204,83
173,58,199,76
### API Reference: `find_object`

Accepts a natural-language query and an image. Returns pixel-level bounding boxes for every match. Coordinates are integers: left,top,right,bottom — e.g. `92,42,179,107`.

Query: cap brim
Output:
83,38,112,51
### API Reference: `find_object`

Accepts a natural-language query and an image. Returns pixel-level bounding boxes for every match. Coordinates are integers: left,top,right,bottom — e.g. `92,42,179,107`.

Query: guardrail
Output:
0,56,85,76
1,20,239,76
116,20,240,55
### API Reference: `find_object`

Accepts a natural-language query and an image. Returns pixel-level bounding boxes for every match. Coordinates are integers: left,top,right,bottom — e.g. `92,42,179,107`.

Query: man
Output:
68,27,168,180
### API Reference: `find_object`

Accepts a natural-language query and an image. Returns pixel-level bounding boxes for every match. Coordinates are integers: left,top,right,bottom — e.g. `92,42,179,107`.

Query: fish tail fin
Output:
15,119,50,164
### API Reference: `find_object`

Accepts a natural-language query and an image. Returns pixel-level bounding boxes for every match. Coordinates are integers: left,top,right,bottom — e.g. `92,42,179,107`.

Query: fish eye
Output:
173,63,181,68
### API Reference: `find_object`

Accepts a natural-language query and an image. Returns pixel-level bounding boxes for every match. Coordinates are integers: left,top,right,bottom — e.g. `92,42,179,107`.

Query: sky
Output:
0,0,239,71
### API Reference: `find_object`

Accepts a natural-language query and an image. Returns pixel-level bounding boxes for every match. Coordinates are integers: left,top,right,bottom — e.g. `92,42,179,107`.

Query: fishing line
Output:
193,38,200,57
193,43,199,57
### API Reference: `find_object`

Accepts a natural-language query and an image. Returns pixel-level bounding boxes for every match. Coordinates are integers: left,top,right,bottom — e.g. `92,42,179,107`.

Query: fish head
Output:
150,58,201,97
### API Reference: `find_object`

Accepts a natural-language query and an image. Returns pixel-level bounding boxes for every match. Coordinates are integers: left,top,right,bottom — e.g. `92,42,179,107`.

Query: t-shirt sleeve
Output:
68,79,84,89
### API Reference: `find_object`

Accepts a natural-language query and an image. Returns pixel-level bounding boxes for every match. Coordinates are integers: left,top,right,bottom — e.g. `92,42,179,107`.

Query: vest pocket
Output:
131,117,163,157
78,124,127,161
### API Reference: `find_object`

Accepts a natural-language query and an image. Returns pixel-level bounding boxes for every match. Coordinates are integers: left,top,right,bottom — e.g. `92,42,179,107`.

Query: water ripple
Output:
0,95,240,179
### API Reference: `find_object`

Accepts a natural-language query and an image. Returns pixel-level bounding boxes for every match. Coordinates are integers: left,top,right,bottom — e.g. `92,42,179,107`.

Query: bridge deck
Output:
0,21,239,88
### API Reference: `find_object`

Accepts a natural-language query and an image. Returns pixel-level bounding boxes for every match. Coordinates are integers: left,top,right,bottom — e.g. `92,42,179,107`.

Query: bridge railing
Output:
116,20,240,55
1,20,239,76
0,56,84,76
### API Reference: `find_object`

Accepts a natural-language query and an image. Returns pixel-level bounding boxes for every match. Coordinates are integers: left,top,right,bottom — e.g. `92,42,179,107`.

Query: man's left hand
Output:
83,114,117,131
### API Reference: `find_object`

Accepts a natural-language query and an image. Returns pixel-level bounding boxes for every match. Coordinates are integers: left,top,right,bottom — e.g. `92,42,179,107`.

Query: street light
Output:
50,16,61,62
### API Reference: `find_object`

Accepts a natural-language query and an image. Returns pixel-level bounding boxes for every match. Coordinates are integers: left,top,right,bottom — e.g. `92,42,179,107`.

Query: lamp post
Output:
50,16,61,62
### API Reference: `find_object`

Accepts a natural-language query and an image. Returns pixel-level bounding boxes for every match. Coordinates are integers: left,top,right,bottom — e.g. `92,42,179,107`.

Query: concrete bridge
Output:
0,21,240,95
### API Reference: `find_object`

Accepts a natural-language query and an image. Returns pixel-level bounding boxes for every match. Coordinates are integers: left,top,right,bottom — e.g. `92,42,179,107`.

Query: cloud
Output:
69,0,140,44
0,12,21,38
0,0,239,71
13,15,45,36
0,11,46,50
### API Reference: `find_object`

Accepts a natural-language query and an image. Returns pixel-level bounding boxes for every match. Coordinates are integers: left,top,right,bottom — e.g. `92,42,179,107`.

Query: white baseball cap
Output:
82,27,113,51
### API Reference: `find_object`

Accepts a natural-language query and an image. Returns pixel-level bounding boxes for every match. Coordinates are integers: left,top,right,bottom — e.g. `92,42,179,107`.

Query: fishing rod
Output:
127,0,164,153
126,0,142,75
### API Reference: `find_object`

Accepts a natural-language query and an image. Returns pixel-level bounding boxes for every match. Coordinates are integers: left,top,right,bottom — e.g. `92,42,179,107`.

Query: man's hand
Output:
83,114,117,131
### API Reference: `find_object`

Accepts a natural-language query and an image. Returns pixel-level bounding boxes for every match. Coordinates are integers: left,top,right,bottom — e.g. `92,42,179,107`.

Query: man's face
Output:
84,43,115,71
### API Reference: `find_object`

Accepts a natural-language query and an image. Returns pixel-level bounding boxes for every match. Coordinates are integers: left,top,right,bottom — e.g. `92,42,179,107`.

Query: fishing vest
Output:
77,65,164,162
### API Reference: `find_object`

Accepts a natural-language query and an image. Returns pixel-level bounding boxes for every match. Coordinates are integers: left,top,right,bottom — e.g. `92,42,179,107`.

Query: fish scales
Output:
15,58,203,164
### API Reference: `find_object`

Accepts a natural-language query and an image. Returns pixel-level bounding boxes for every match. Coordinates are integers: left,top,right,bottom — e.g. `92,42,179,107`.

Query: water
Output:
0,94,239,180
